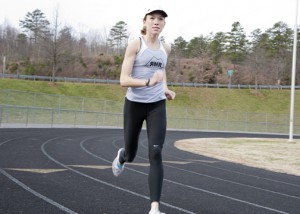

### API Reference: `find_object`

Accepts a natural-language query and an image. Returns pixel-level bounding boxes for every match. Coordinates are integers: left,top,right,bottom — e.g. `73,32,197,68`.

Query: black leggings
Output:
119,98,166,203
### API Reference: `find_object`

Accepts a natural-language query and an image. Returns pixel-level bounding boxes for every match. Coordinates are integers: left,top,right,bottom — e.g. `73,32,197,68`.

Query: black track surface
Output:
0,128,299,214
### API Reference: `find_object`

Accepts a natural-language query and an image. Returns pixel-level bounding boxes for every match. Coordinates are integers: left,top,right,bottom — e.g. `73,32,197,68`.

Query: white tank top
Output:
126,37,167,103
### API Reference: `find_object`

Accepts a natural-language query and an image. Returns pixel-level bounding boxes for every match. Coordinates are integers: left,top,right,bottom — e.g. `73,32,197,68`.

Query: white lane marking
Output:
163,138,300,188
0,133,291,214
138,140,300,200
68,165,111,170
140,139,300,197
41,137,196,214
0,137,22,146
165,178,290,214
165,163,300,200
109,138,291,214
5,168,67,173
0,135,78,214
0,168,78,214
140,141,300,192
163,161,192,165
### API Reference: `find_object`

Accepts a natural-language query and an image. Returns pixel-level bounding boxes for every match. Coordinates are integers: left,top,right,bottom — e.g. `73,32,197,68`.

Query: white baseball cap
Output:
145,6,168,17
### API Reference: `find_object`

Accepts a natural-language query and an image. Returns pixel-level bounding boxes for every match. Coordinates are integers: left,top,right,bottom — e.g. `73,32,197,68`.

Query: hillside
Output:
0,78,299,116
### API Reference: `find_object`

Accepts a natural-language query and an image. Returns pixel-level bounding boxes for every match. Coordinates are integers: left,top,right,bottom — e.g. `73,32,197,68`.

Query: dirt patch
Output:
48,82,58,87
175,138,300,176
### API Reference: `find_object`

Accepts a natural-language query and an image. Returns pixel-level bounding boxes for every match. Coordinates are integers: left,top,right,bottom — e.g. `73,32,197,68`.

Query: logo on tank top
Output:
145,57,164,68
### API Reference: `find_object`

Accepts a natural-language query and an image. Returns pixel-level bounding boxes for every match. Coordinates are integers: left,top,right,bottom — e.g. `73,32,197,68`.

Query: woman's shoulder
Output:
128,37,141,47
162,42,171,55
127,37,142,54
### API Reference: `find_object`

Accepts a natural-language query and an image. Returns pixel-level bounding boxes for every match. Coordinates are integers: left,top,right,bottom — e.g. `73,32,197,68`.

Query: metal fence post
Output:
82,98,85,111
185,108,188,129
26,108,29,127
6,90,10,105
58,95,61,124
58,95,61,110
74,111,77,128
0,106,2,127
96,113,99,127
265,113,268,132
33,92,36,107
51,109,54,128
226,110,229,130
206,109,209,129
103,100,107,126
245,112,248,132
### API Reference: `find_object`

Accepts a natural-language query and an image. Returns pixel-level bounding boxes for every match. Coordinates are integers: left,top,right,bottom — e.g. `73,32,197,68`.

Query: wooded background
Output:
1,9,300,86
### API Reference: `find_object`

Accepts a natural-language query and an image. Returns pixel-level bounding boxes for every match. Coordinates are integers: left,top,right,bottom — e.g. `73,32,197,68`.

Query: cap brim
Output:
147,10,168,17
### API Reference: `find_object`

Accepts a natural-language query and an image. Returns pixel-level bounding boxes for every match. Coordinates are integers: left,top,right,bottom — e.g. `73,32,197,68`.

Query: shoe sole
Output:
112,148,124,176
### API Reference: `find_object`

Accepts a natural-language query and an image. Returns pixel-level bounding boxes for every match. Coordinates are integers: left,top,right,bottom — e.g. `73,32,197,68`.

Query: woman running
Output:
112,6,176,214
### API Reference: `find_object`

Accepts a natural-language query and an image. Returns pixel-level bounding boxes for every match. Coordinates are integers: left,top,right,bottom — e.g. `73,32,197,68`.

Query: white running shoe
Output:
149,210,165,214
112,148,125,177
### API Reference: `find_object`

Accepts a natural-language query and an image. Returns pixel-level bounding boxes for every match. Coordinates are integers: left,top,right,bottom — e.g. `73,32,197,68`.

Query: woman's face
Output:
144,12,166,35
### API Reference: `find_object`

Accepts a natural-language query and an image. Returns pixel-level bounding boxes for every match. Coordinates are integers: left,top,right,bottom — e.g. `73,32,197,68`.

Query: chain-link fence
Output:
0,89,299,134
0,89,123,112
0,106,122,128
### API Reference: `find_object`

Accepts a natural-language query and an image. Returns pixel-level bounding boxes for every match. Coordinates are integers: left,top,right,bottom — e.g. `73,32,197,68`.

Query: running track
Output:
0,128,299,214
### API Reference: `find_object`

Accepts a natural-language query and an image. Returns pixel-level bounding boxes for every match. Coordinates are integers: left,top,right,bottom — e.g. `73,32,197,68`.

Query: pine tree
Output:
225,22,248,65
108,21,128,55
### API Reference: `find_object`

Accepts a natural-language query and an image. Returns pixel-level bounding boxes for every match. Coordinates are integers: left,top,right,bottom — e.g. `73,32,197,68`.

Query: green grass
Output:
0,79,127,101
170,87,300,115
1,78,300,116
1,78,300,133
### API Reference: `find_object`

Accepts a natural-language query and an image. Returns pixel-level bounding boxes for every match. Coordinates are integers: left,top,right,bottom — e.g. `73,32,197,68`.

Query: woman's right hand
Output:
149,70,164,86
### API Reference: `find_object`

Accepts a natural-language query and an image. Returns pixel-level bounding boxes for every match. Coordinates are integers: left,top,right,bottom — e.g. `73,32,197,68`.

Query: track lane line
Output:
97,137,290,214
163,138,300,188
42,136,196,214
136,139,300,200
0,136,78,214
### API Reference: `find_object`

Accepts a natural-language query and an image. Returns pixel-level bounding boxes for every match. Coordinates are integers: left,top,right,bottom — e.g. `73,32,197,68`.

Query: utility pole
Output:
289,0,299,143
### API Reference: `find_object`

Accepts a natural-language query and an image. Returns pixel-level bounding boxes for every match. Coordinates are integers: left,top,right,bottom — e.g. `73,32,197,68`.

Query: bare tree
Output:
0,23,19,59
43,5,75,81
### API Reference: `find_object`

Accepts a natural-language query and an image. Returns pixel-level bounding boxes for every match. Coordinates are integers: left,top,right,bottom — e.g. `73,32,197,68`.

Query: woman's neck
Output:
143,35,160,49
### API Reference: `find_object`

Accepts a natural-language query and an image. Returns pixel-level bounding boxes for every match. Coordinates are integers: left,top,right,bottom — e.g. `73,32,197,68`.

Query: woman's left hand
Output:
165,89,176,100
